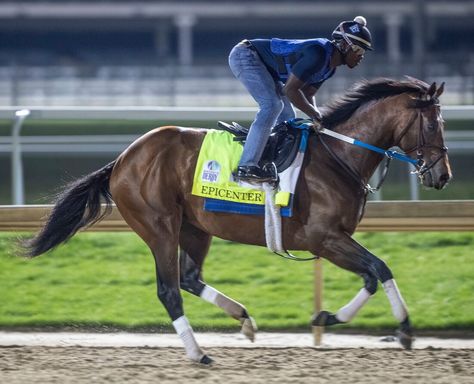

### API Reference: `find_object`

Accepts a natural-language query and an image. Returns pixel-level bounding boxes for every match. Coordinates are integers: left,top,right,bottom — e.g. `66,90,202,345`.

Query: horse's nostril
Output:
440,173,451,183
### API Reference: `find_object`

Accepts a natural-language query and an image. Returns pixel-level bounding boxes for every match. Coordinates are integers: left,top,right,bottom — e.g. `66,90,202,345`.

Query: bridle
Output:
318,92,449,193
394,98,448,179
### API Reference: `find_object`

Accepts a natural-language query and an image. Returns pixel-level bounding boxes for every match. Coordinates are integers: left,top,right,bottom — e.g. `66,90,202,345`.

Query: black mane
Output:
322,77,428,129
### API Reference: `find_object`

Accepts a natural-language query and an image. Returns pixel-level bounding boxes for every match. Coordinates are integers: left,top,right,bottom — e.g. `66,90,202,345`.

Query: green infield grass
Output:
0,232,472,333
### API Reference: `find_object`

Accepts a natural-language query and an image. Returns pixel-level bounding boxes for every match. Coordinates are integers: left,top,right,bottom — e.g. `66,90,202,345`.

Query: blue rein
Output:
352,140,418,166
288,118,419,166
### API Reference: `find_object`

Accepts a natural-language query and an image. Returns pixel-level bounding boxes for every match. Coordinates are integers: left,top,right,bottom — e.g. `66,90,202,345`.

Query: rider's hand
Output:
311,112,323,132
312,119,323,132
288,116,323,132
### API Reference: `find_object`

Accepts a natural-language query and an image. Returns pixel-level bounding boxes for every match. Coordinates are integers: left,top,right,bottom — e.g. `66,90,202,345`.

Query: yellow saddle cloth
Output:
192,130,266,205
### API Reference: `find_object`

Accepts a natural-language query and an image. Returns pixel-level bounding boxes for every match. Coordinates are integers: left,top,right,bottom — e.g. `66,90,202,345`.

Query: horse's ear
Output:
435,82,445,98
427,82,437,97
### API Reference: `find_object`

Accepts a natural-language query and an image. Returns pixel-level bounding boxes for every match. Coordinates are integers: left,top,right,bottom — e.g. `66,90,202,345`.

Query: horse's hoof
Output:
240,316,257,342
396,329,414,350
199,355,213,365
311,311,342,327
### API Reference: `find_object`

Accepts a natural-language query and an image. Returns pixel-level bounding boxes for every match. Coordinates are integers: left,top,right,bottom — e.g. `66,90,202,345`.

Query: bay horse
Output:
23,77,451,364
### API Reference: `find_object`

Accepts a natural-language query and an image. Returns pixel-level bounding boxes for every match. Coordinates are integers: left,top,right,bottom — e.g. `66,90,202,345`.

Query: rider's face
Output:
345,44,365,68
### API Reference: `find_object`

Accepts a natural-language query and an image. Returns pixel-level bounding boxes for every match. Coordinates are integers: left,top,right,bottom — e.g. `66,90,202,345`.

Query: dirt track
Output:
0,346,472,384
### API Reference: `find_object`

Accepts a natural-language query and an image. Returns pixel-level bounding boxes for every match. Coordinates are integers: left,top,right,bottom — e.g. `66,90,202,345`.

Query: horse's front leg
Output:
312,233,413,349
179,243,257,342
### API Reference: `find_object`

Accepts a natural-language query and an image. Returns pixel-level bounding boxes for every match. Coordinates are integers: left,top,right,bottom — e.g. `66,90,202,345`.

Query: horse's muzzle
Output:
435,172,452,190
422,168,452,190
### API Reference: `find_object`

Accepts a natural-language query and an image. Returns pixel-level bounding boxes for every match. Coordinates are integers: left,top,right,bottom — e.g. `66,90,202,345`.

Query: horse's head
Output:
396,80,452,189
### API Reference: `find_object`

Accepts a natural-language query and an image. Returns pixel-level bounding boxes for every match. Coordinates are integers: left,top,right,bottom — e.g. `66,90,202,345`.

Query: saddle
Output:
217,120,305,173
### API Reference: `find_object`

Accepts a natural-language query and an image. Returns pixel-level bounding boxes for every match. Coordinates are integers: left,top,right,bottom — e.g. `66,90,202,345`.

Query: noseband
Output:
396,100,448,178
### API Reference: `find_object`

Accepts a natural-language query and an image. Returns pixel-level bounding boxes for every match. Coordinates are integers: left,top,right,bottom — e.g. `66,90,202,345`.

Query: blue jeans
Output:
228,43,295,167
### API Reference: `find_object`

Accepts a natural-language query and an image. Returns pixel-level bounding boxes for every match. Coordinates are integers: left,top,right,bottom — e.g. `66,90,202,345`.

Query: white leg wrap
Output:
200,285,256,341
200,285,220,305
336,288,372,323
172,315,204,362
383,279,408,322
200,285,246,319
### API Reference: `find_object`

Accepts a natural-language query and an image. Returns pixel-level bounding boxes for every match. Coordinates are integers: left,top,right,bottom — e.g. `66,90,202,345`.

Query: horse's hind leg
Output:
312,233,413,349
179,223,257,341
116,203,211,364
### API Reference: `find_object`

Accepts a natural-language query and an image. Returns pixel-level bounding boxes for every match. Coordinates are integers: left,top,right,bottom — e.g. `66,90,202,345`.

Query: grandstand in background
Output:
1,0,474,106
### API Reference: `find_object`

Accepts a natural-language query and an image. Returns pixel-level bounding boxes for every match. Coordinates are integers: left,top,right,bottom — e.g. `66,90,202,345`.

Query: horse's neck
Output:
331,99,403,184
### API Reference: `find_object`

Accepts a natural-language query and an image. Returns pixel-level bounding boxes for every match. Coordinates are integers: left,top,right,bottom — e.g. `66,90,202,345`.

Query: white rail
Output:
1,105,474,121
1,106,473,204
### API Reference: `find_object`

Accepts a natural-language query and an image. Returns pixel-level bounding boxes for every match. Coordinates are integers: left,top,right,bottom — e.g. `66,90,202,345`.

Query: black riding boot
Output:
235,165,275,182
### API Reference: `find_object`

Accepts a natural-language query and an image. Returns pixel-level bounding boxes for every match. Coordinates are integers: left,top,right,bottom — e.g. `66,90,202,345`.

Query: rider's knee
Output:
262,98,285,116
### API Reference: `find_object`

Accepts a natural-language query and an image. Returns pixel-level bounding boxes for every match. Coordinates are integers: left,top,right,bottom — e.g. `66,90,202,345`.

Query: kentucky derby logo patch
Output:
349,24,360,33
202,160,221,183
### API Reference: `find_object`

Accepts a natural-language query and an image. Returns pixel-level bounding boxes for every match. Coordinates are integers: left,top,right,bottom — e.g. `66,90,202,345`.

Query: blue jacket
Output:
251,38,336,85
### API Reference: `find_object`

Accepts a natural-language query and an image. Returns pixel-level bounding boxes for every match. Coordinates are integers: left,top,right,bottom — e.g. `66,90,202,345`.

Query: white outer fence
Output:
2,201,473,232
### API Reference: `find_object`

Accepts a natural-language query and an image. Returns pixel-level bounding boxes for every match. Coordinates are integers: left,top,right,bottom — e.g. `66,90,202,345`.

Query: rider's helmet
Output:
332,16,373,51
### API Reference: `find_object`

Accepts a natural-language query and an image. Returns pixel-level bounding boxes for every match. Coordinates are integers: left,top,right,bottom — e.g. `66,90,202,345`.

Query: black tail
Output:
23,161,116,257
